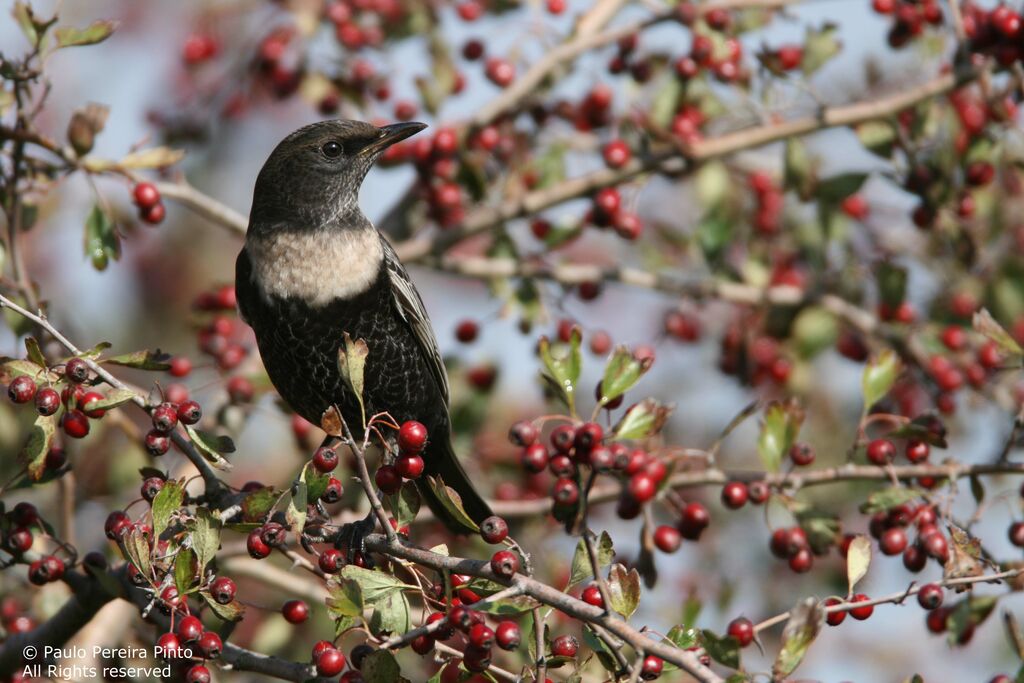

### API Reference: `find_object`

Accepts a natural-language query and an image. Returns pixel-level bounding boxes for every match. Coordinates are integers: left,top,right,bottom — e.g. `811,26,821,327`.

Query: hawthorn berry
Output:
509,420,539,446
141,477,164,502
210,576,236,604
574,422,604,453
849,594,874,620
396,454,425,479
721,481,748,509
375,464,402,494
581,583,604,607
640,655,664,680
468,622,495,649
312,446,338,473
31,387,59,416
602,140,631,169
8,376,37,404
176,615,203,642
880,527,908,555
322,477,344,503
318,548,344,574
917,583,943,610
316,648,347,676
485,57,515,87
247,529,272,559
552,478,580,505
133,182,161,209
4,527,32,554
824,597,846,626
905,440,930,463
1009,521,1024,547
79,391,106,418
62,410,90,439
551,635,579,658
104,510,131,540
65,357,89,383
628,473,657,503
747,480,770,505
550,424,576,453
398,420,428,453
197,631,222,659
727,617,754,647
495,620,521,650
282,599,309,624
480,515,509,544
156,632,181,658
788,442,815,467
144,430,170,456
679,502,710,540
490,549,520,577
521,443,548,472
454,319,479,343
788,547,813,573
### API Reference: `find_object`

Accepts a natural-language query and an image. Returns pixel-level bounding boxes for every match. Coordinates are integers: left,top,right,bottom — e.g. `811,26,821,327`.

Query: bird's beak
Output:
360,121,428,157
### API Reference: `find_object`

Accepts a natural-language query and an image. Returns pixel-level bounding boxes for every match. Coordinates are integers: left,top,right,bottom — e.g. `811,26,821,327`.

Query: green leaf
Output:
390,482,421,528
784,137,817,201
286,474,307,541
83,204,120,271
773,597,824,678
858,487,923,514
599,346,652,406
792,307,838,358
152,479,184,541
862,349,901,412
337,333,369,429
973,308,1023,357
568,531,614,588
103,349,172,371
174,547,196,595
200,591,245,622
845,535,871,595
697,206,734,261
701,630,741,669
796,510,840,556
0,357,56,384
240,486,279,523
651,76,683,130
361,649,402,683
53,19,117,48
817,173,868,205
425,475,479,532
947,595,997,646
327,577,365,618
876,262,908,309
582,626,618,672
530,143,567,190
538,329,582,414
21,413,57,481
606,563,641,619
856,121,896,158
338,565,413,603
122,526,152,581
191,508,221,573
81,388,137,412
612,398,673,441
24,338,46,368
757,401,804,473
369,589,411,637
802,23,841,76
184,424,233,470
12,2,38,46
667,625,699,649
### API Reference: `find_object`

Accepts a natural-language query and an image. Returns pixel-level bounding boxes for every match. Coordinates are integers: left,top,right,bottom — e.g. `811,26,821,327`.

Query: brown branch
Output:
361,534,724,683
154,180,247,236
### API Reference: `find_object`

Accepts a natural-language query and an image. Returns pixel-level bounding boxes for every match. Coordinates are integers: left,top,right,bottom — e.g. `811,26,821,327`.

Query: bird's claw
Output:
336,513,376,567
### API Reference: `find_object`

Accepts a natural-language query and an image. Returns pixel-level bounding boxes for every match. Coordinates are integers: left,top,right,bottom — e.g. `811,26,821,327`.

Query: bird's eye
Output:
321,141,343,159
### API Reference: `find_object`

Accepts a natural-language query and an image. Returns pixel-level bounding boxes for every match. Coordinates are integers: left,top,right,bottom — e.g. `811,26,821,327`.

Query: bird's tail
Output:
417,435,493,534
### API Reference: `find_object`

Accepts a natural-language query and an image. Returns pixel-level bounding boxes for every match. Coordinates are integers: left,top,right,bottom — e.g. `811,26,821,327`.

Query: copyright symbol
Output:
23,645,37,660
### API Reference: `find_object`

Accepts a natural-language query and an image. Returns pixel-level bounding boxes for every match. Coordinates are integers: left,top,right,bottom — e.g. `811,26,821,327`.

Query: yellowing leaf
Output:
846,535,871,595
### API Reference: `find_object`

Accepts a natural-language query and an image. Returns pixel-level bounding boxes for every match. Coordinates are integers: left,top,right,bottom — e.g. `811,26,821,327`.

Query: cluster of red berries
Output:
8,357,107,440
372,420,428,494
769,525,815,573
1,596,34,637
154,611,224,683
822,594,875,626
182,32,219,66
132,182,166,225
606,31,658,83
1,503,66,585
866,502,949,569
670,6,747,86
748,171,784,236
664,309,701,343
869,0,944,48
758,44,804,73
191,284,253,376
963,1,1024,66
718,322,794,387
587,186,643,240
143,400,203,456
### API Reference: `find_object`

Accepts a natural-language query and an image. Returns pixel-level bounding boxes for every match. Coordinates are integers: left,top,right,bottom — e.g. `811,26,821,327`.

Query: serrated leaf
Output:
338,565,413,602
538,329,582,413
103,349,171,371
568,531,614,588
362,649,402,683
390,482,421,528
185,424,233,470
122,526,151,580
773,598,824,678
974,308,1023,356
862,349,901,412
369,589,411,637
757,401,804,472
337,333,369,428
240,486,279,522
83,204,119,271
200,591,246,622
945,524,985,583
118,146,184,169
701,630,741,669
606,563,641,618
21,413,57,481
191,508,221,573
802,23,841,75
152,479,184,541
327,577,365,618
667,624,699,649
846,535,871,595
425,475,479,532
859,486,923,514
53,19,117,48
81,388,137,412
599,346,652,406
174,547,196,595
612,398,673,441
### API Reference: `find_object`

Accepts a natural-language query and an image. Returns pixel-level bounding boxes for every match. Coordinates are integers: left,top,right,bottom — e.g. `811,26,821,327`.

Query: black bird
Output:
235,119,492,532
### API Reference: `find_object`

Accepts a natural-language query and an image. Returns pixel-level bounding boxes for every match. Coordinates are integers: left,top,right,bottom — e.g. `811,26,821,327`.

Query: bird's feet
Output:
335,511,376,567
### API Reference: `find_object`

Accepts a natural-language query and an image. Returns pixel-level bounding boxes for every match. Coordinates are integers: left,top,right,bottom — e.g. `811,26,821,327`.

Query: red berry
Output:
747,480,770,505
641,655,663,680
133,182,161,209
152,402,179,433
824,597,846,626
4,527,33,554
141,202,166,225
788,547,813,573
210,576,236,604
62,409,90,438
495,620,521,650
455,320,479,343
468,622,495,649
550,424,577,453
398,420,428,453
144,430,170,456
917,583,943,610
316,648,346,676
177,615,203,642
653,525,681,553
490,550,520,578
480,516,509,544
247,529,272,559
8,375,36,403
156,632,181,659
485,57,515,87
197,631,222,659
581,584,604,608
396,454,425,479
602,140,631,169
727,617,754,647
788,442,815,467
375,464,402,494
177,400,202,425
79,391,106,418
880,527,908,555
34,387,60,416
628,473,656,503
508,420,539,446
906,440,930,463
1009,521,1024,547
849,594,873,620
574,422,604,453
282,599,309,624
679,502,710,540
520,443,548,473
312,446,338,473
594,187,621,216
866,439,896,465
322,477,344,504
551,635,579,658
721,481,748,509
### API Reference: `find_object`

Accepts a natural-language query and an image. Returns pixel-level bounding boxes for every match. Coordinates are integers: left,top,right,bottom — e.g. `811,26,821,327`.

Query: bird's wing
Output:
234,248,255,325
380,237,451,407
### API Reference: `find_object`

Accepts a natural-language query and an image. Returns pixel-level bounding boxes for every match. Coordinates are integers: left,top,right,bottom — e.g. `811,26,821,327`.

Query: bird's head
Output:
249,119,426,232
